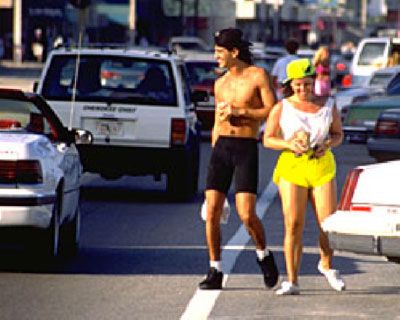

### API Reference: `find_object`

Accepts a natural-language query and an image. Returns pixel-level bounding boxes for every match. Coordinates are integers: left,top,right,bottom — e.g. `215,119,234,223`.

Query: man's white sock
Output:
256,248,270,261
210,261,221,271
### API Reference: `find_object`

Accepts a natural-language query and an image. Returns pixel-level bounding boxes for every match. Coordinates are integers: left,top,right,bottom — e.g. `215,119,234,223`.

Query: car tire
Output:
60,206,81,256
40,195,61,258
167,145,199,200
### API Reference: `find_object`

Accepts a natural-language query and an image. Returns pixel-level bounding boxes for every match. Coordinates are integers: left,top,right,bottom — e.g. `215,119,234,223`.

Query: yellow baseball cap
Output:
283,58,316,84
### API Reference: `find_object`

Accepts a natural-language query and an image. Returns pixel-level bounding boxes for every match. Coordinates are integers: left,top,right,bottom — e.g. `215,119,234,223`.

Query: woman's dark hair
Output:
214,28,253,64
282,80,294,98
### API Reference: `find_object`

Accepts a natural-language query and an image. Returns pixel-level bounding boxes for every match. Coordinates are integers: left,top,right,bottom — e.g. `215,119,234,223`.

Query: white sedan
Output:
0,88,92,257
322,160,400,264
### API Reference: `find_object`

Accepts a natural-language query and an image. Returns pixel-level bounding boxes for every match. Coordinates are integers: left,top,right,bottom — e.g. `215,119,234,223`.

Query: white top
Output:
271,54,298,83
280,98,334,148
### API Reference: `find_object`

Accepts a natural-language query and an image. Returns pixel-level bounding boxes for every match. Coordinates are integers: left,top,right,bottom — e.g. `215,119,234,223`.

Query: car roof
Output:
49,47,178,62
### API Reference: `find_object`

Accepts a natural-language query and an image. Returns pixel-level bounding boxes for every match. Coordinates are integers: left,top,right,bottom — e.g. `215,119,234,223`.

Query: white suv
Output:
35,47,202,200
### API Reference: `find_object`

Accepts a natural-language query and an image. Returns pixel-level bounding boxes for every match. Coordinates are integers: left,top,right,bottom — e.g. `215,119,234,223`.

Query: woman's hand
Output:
288,136,309,154
312,140,330,158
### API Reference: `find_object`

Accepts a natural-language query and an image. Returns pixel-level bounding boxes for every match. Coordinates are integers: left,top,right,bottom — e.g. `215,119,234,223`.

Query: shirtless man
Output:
199,28,278,290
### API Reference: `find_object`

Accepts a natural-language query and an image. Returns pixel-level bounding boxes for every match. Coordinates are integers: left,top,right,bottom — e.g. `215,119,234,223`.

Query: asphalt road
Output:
0,68,400,319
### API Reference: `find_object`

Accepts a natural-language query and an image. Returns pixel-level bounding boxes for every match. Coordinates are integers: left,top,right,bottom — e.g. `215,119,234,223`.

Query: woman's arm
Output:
262,102,308,154
313,103,343,157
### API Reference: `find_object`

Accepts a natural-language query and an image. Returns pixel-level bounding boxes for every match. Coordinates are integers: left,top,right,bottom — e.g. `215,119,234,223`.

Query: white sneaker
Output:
318,261,346,291
275,281,300,295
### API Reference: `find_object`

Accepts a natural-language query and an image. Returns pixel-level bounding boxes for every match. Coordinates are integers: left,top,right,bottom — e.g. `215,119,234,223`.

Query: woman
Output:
313,46,331,96
263,58,345,295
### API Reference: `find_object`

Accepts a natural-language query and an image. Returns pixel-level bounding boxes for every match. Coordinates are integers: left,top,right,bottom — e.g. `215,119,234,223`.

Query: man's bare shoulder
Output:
215,72,228,87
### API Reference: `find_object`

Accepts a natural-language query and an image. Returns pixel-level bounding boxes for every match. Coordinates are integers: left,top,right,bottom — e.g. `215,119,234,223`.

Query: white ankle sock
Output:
210,261,221,271
256,248,270,260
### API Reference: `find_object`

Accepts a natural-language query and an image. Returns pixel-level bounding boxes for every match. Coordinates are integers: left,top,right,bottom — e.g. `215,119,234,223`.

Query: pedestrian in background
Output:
313,46,331,96
263,58,345,295
199,28,278,290
271,38,299,100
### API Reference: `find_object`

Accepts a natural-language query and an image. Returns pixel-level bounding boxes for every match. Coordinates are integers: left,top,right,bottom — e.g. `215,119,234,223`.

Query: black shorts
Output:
206,136,258,194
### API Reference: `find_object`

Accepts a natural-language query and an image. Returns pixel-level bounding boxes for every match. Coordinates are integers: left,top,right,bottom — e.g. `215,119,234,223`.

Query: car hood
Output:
0,133,55,160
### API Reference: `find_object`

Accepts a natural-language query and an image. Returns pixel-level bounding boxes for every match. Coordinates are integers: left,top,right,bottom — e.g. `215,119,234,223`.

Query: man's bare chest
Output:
218,77,258,105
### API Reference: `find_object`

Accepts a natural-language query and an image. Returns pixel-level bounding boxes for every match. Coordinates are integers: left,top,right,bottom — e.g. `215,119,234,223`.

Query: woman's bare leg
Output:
278,178,308,284
310,178,337,270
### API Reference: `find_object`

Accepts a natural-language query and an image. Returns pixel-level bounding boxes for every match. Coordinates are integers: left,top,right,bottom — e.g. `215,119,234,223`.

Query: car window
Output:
177,65,192,106
368,73,394,87
387,75,400,94
0,98,55,137
358,42,386,66
41,55,178,106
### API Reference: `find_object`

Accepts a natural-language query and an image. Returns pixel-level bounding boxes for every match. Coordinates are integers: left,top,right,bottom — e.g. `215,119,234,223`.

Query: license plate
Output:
96,120,122,136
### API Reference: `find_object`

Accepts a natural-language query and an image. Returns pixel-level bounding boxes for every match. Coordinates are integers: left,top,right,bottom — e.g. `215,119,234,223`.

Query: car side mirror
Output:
32,81,38,93
191,90,208,103
69,129,93,145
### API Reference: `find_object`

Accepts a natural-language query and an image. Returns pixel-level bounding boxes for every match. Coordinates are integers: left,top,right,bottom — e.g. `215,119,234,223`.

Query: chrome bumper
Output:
327,232,400,257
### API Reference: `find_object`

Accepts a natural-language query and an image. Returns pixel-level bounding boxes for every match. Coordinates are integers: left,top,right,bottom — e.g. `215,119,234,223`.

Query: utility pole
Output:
13,0,22,63
361,0,367,30
129,0,136,45
272,0,280,42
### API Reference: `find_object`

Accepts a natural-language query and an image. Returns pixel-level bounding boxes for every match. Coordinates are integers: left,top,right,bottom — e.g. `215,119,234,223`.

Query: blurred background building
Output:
0,0,399,62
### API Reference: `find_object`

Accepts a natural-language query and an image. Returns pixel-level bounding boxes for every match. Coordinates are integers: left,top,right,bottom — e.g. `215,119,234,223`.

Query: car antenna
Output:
69,29,84,131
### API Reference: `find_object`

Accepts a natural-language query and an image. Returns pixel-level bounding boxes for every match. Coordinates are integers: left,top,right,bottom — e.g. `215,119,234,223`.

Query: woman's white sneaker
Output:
275,281,300,295
318,261,346,291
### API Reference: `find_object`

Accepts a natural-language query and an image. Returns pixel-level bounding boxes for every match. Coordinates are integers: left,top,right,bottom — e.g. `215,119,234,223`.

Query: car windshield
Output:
41,55,177,106
358,42,386,66
0,98,55,136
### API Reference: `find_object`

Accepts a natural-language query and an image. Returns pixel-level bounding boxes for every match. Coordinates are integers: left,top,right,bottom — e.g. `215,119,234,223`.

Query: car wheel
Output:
167,153,197,201
40,195,61,257
386,256,400,264
60,206,81,256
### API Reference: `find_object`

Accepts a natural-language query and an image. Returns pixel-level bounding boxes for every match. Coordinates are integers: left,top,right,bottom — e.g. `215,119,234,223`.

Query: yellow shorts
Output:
273,149,336,188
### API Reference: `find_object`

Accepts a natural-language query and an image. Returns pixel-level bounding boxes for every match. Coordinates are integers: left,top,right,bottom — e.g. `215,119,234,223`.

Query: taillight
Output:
350,205,371,212
101,71,120,79
0,119,21,129
374,120,399,135
342,74,352,87
337,168,363,211
170,118,186,146
0,160,43,184
341,106,349,123
336,62,347,71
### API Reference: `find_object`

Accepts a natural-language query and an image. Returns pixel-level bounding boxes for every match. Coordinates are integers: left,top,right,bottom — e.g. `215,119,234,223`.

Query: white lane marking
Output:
180,180,278,320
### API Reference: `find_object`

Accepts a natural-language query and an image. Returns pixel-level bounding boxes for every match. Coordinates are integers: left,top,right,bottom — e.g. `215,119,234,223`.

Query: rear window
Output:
41,54,177,106
358,43,386,66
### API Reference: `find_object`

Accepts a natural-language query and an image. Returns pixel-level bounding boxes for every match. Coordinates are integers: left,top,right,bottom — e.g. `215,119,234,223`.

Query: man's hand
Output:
217,102,230,121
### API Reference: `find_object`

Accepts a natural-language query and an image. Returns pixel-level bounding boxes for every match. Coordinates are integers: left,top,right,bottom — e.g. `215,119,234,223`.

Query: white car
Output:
322,160,400,264
168,36,210,55
334,65,400,111
0,88,92,257
35,47,202,200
